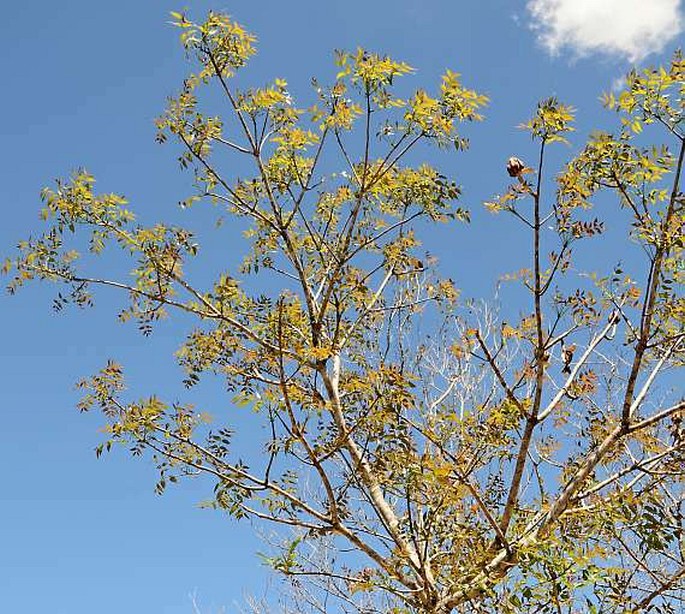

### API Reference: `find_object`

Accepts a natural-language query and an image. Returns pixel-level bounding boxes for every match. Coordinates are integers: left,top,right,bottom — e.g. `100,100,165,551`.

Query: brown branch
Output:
621,136,685,427
636,565,685,610
499,139,547,537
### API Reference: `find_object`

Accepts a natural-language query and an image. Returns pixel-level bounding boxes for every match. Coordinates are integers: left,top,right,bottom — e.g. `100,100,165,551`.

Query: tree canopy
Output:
4,11,684,614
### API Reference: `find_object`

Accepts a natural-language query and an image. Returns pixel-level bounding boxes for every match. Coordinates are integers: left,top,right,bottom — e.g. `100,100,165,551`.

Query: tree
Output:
4,10,684,613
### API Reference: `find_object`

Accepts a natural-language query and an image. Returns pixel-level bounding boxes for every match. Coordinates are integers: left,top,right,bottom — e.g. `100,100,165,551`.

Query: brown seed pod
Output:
506,156,525,177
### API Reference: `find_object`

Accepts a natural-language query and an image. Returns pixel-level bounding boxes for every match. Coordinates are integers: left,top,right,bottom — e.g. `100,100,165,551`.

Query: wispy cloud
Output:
527,0,683,62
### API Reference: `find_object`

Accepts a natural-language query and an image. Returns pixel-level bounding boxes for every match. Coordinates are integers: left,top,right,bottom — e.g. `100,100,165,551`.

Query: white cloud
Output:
527,0,684,62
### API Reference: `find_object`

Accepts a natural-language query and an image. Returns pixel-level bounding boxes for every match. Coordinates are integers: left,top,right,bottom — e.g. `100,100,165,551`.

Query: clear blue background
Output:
1,1,681,612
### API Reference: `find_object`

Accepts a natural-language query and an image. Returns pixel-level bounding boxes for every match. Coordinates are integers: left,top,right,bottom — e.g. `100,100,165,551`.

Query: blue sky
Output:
1,1,682,612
